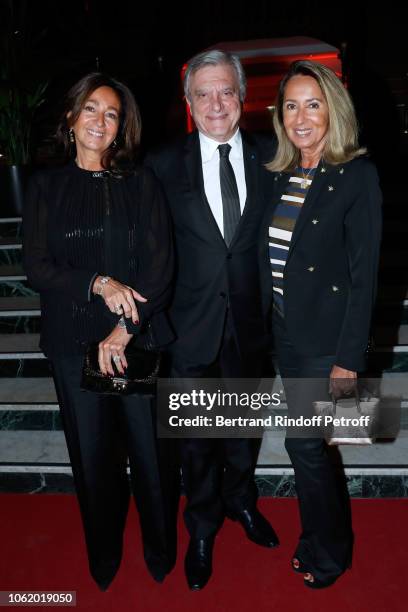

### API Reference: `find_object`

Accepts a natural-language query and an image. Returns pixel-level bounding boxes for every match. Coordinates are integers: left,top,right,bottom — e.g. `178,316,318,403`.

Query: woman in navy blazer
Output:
259,61,382,588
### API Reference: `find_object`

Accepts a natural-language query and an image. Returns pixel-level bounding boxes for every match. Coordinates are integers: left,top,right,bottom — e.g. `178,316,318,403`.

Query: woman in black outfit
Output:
259,61,382,588
23,73,175,590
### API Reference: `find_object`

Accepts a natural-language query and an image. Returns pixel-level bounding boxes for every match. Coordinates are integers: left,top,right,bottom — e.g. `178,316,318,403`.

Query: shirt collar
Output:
199,128,243,163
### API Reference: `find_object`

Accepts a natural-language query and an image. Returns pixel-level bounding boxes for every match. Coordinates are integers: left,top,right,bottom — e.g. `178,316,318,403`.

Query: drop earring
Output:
111,139,117,149
69,128,75,143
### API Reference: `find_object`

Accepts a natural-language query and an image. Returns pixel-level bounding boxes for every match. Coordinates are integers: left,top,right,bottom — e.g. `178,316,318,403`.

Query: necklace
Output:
300,166,314,190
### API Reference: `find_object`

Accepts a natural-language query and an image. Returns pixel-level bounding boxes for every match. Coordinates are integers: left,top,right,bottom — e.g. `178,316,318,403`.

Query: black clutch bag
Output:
80,338,161,395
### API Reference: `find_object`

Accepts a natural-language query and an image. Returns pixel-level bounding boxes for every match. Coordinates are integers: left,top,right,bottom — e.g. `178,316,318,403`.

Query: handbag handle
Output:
330,385,360,415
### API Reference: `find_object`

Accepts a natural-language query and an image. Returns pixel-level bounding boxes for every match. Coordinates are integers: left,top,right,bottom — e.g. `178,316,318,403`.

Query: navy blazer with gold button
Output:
259,155,383,372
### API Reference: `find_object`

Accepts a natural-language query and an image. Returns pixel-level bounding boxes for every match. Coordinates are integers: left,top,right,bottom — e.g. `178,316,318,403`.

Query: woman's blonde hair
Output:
267,60,366,172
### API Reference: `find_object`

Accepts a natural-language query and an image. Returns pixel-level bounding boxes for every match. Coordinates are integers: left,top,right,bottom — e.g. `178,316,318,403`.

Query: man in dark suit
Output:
146,50,279,590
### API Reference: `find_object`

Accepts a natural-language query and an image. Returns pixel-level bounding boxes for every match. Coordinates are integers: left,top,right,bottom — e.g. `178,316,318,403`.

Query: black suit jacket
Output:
146,130,275,374
259,156,382,372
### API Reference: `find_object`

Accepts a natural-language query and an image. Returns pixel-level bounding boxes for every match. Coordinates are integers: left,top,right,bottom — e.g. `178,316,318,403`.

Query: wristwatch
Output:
117,316,127,329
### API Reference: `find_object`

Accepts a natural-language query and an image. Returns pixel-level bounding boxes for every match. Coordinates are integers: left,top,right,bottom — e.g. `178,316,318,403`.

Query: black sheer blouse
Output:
23,162,174,358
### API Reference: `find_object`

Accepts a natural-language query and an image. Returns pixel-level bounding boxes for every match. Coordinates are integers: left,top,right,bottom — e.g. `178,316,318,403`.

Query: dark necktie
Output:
218,143,241,246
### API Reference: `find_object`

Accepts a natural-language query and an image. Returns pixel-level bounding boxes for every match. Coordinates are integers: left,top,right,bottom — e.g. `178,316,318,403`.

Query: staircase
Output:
0,201,407,497
0,218,64,492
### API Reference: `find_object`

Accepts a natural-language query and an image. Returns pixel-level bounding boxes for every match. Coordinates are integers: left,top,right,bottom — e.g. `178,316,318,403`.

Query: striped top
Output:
268,167,316,316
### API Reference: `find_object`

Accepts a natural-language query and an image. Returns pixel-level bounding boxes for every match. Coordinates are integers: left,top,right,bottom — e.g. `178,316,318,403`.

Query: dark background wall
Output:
1,0,407,171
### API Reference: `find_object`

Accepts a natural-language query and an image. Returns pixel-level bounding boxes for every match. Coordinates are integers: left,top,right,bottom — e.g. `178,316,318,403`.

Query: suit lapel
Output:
183,132,226,246
260,170,285,310
183,131,201,190
286,160,335,262
228,130,259,247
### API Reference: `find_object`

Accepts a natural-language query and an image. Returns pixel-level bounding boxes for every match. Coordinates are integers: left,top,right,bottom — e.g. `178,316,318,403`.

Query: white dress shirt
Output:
199,129,247,237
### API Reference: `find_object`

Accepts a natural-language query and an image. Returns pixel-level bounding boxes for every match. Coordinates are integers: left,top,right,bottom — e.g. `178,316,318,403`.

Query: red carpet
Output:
0,495,406,612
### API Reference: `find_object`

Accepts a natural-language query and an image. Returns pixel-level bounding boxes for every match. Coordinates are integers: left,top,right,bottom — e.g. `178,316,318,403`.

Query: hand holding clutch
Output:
98,325,133,376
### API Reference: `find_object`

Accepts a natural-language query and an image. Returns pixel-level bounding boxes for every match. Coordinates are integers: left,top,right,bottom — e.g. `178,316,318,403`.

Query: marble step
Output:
0,360,51,378
0,264,26,282
372,346,408,353
1,466,407,497
0,376,406,496
367,352,408,374
0,431,68,464
0,296,40,317
0,429,406,470
0,334,43,358
1,404,406,437
1,372,408,407
258,431,408,468
0,378,57,407
0,218,22,224
0,219,22,240
0,237,22,250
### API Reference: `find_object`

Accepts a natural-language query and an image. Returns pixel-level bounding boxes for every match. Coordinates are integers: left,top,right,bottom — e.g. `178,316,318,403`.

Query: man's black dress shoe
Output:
184,537,214,591
229,508,279,548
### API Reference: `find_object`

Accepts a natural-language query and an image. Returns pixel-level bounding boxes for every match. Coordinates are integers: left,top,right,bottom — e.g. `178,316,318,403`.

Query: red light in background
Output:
179,42,343,133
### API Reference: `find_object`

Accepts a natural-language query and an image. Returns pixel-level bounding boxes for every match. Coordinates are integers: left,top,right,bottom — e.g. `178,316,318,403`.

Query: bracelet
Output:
96,276,110,296
117,316,127,329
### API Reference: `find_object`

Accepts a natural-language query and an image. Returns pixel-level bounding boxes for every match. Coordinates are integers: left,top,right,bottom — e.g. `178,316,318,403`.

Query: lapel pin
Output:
339,168,344,174
328,185,334,191
312,219,319,224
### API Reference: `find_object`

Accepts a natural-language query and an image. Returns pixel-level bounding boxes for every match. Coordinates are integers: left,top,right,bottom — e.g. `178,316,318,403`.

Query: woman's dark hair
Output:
56,72,141,172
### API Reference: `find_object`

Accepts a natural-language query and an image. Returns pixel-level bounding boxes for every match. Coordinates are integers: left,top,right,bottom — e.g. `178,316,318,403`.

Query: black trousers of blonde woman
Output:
272,313,353,585
51,356,177,591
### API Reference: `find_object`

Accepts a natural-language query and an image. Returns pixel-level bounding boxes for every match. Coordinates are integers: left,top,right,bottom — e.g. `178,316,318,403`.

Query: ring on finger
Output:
113,355,121,364
115,306,123,314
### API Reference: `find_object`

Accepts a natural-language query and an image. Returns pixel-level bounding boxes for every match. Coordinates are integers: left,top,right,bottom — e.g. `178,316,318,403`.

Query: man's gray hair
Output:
183,49,247,103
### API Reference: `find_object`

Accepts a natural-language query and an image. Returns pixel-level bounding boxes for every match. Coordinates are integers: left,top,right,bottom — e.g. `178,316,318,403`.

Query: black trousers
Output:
272,313,353,581
51,356,177,589
172,311,261,539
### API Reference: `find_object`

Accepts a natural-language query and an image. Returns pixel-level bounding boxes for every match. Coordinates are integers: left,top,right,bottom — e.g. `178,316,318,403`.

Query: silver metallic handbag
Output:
313,389,380,445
